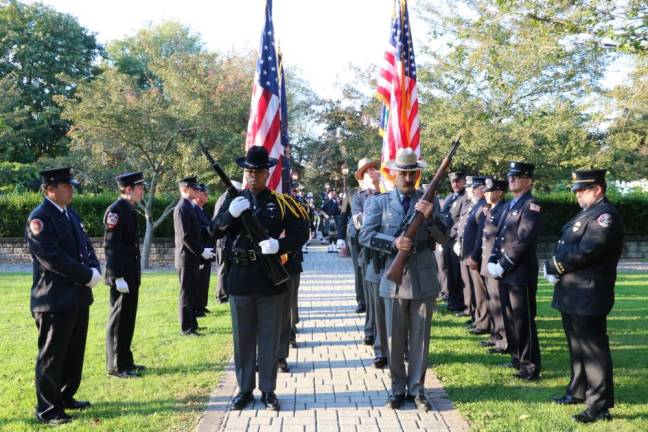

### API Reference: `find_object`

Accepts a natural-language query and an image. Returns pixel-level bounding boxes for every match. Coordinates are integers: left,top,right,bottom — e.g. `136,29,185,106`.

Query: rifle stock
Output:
199,142,290,287
385,134,462,285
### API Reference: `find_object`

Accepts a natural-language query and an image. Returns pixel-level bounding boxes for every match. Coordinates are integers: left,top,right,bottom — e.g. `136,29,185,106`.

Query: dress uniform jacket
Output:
547,197,623,316
359,189,448,300
460,198,486,261
444,190,469,239
104,198,141,287
174,197,204,269
489,191,542,285
27,199,100,312
477,200,509,275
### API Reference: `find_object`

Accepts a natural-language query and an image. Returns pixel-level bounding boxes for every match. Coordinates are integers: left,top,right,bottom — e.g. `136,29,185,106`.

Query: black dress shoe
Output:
132,364,146,372
488,347,508,355
552,395,585,405
261,392,280,411
64,399,91,410
373,357,388,369
355,304,366,313
411,395,431,412
386,394,406,409
363,336,374,346
195,311,206,318
513,371,541,381
277,358,290,373
109,369,140,378
480,340,496,347
471,328,490,335
231,392,254,410
573,410,612,423
36,412,72,425
182,330,203,337
203,308,211,314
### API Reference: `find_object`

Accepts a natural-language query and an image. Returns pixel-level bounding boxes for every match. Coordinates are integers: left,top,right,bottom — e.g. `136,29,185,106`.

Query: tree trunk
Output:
141,214,154,269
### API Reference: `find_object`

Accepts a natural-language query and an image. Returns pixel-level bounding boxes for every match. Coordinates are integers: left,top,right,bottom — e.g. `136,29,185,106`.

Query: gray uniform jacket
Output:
359,189,448,299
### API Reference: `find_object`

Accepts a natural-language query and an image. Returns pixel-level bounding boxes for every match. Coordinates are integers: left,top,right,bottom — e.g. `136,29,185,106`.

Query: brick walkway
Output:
196,245,469,432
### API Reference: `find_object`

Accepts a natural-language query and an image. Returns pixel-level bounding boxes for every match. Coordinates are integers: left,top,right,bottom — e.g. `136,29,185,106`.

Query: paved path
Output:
196,245,469,432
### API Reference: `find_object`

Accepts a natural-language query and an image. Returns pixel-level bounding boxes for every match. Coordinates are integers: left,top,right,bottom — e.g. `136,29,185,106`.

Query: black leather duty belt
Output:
229,249,257,265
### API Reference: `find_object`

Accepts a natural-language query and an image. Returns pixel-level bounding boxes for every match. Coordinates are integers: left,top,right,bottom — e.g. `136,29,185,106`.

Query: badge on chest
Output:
572,221,582,233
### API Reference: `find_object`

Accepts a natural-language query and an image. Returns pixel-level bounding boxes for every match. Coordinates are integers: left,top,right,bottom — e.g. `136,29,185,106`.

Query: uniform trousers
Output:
33,307,89,420
215,245,228,303
434,248,448,298
278,275,300,360
368,280,387,359
361,263,375,340
196,261,212,312
460,263,475,318
561,313,614,414
290,274,300,340
177,266,198,334
348,239,366,307
501,283,541,376
384,297,434,396
469,268,490,331
443,245,464,310
485,277,508,350
106,282,139,372
230,294,283,393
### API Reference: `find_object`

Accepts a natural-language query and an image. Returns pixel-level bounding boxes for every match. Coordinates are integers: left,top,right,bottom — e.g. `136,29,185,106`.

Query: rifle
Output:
199,142,290,287
385,134,462,285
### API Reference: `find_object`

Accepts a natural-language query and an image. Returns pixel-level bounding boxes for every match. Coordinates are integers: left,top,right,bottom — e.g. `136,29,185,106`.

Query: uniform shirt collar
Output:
46,197,66,213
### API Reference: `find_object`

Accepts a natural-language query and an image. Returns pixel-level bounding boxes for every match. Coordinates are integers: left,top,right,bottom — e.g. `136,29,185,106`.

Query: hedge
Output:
0,191,646,238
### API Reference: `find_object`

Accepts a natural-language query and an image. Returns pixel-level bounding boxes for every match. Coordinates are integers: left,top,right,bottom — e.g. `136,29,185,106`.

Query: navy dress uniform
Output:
545,169,623,423
26,167,101,425
104,172,146,378
359,149,449,410
213,146,308,411
173,176,210,336
488,162,542,380
194,183,215,316
476,179,509,352
212,191,231,303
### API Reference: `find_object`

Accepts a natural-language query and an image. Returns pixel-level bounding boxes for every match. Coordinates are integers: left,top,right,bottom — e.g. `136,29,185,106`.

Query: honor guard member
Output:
441,172,469,312
320,189,341,253
476,179,509,354
360,148,448,411
26,167,102,425
352,158,385,365
462,176,490,335
193,183,214,317
545,169,623,423
453,175,476,321
174,176,216,336
488,162,542,381
104,172,147,378
348,166,368,313
214,146,307,411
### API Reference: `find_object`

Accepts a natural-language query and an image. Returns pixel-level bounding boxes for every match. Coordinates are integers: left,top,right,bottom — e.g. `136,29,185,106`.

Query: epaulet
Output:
272,191,307,219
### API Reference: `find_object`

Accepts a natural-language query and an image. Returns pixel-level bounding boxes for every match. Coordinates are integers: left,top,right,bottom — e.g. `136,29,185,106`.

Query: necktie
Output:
402,196,411,214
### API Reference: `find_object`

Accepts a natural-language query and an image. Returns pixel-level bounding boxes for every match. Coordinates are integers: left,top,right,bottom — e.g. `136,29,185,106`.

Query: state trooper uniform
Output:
194,183,214,316
26,167,101,425
104,172,147,378
359,149,448,410
545,169,623,423
476,179,509,352
488,162,542,380
213,146,308,411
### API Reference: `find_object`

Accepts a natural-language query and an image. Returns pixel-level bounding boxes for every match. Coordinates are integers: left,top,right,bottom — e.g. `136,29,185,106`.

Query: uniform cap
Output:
571,169,607,192
116,172,146,187
471,176,487,188
178,175,199,188
39,167,79,186
448,171,466,180
485,178,508,192
507,161,535,178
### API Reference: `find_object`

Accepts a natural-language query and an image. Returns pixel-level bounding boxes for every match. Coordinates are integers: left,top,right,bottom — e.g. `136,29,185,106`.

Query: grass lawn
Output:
0,272,232,432
431,273,648,432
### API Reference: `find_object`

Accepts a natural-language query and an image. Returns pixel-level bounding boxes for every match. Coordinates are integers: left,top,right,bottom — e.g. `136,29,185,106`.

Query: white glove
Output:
336,239,346,249
543,264,560,284
487,262,504,278
228,196,250,218
201,247,216,260
199,264,205,270
258,237,279,254
453,242,461,256
115,277,129,294
86,268,101,288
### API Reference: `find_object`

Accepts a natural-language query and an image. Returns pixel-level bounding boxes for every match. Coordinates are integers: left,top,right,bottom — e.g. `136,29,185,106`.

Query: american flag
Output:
376,0,420,189
245,0,284,192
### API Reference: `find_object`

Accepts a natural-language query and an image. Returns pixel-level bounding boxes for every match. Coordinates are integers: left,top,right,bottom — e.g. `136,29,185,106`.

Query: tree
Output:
0,0,103,162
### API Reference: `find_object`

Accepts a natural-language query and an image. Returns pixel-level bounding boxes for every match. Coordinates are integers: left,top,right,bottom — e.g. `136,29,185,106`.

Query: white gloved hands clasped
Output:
453,242,461,256
258,238,279,255
86,268,101,288
543,264,560,284
115,277,129,294
228,196,250,218
487,262,505,278
201,247,216,260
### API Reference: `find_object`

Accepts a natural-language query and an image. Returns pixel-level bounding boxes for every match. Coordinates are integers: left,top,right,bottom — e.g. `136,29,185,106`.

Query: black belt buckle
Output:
248,250,256,261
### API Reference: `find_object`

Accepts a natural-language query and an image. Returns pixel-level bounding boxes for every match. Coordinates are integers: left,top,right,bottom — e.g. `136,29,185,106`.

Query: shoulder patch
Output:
106,212,119,229
597,213,612,228
529,203,541,212
29,218,44,235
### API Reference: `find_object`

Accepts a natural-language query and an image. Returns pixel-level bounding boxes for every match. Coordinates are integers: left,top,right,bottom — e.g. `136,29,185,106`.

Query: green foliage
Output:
0,0,103,162
0,272,232,431
0,161,38,193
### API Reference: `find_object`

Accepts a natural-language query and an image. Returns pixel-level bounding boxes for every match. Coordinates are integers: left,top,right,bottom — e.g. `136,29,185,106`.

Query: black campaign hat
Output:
485,178,508,192
178,175,199,188
471,176,487,188
571,169,607,192
507,161,535,177
39,167,79,186
235,146,277,169
116,172,146,188
449,171,466,180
